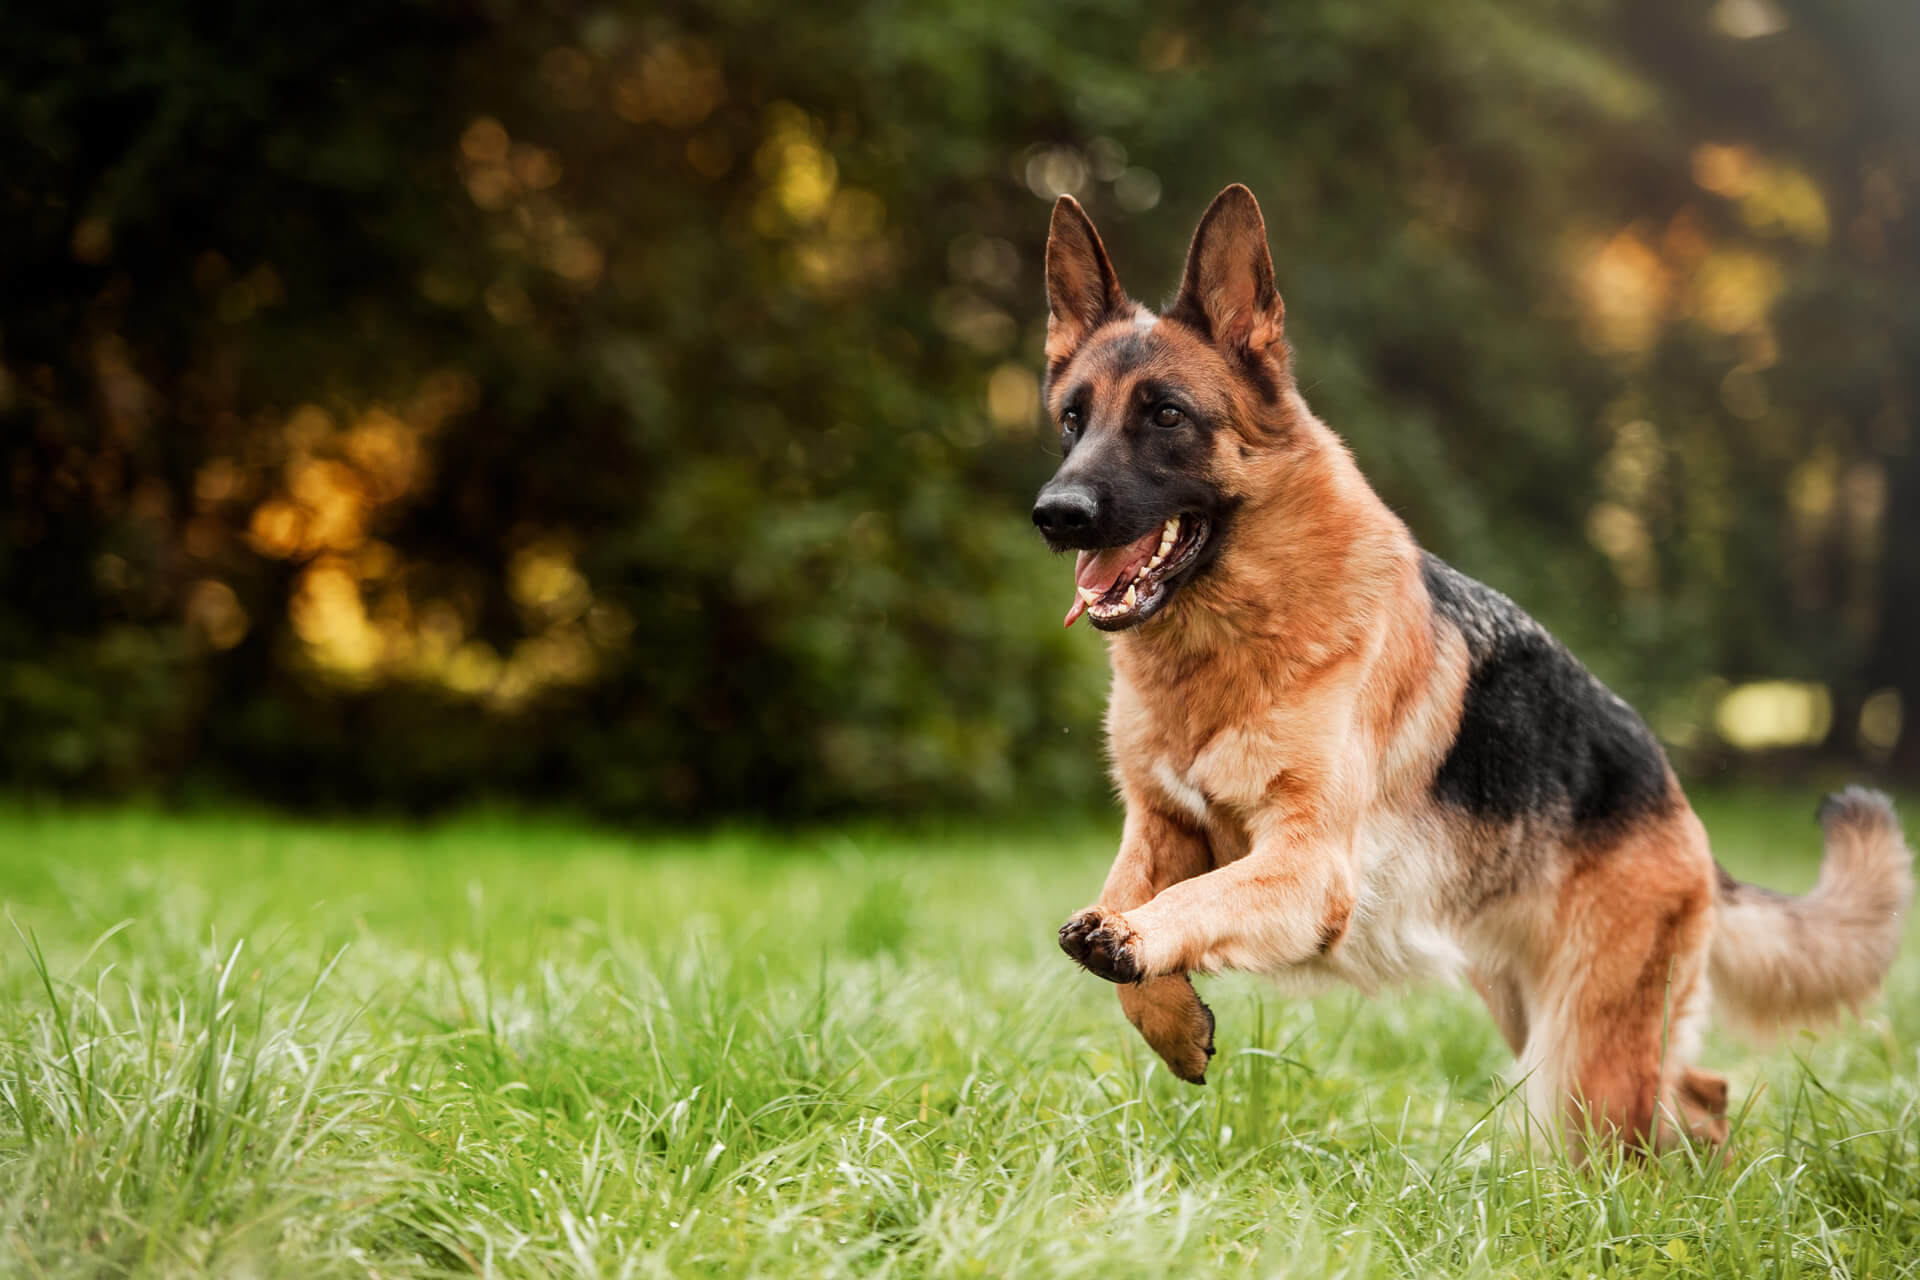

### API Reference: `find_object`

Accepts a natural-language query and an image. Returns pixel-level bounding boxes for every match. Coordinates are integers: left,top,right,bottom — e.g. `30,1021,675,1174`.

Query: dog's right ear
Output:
1044,196,1127,367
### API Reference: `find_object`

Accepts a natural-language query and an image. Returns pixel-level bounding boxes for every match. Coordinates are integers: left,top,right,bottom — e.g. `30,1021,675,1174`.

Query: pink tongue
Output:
1063,526,1162,627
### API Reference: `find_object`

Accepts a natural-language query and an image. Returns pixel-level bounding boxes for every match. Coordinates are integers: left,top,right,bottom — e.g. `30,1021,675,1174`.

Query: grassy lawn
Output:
1,789,1916,1278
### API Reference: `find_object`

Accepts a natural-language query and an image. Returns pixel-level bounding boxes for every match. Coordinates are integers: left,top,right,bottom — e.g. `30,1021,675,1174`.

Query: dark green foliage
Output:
2,0,1915,815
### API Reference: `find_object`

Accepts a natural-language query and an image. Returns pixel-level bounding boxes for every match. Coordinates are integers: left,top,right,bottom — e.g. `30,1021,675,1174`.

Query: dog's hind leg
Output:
1116,977,1216,1084
1524,811,1728,1157
1059,800,1217,1083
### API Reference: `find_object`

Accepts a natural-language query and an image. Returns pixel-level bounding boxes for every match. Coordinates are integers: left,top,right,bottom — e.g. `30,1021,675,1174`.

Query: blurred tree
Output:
1,0,1914,815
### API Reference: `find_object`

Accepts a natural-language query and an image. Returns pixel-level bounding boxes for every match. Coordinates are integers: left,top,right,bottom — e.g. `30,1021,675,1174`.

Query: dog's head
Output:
1032,184,1292,631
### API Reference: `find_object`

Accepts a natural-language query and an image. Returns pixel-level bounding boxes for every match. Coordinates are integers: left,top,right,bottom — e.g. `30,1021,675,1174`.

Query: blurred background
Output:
3,0,1915,821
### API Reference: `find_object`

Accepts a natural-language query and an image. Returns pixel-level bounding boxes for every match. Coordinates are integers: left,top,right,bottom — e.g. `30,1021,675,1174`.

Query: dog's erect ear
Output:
1168,184,1283,355
1045,196,1127,366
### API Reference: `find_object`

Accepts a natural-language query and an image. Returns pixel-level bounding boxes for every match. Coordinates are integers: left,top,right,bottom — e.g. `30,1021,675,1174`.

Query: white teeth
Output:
1123,584,1136,607
1078,587,1100,606
1164,516,1180,539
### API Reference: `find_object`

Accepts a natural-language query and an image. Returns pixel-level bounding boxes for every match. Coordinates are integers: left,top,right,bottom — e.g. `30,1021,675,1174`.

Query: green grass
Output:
1,790,1916,1278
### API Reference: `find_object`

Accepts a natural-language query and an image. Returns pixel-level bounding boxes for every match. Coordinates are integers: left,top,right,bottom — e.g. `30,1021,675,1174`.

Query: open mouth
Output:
1063,514,1212,630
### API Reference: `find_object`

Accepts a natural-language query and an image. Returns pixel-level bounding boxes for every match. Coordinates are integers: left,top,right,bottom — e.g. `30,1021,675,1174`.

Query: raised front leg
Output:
1064,772,1362,986
1057,799,1217,1083
1075,752,1374,982
1095,841,1356,979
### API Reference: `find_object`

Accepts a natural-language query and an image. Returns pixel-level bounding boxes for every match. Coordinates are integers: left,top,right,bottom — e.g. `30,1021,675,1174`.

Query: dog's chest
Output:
1151,759,1214,827
1144,724,1282,819
1150,756,1465,990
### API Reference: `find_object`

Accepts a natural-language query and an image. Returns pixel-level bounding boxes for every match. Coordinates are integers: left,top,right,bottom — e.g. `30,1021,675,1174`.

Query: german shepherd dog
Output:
1034,184,1913,1153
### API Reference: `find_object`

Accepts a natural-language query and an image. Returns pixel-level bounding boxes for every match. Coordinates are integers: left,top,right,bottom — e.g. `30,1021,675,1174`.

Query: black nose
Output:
1032,486,1099,539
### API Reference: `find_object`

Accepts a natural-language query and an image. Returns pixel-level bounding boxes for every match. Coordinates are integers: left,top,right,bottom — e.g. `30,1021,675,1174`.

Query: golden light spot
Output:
548,234,605,285
1022,145,1088,201
444,641,503,695
1715,680,1831,749
987,364,1040,431
1713,0,1788,39
1740,166,1829,244
466,168,516,211
195,457,243,506
1599,419,1664,505
760,120,837,224
287,457,368,551
285,404,333,451
461,117,510,166
490,664,535,708
508,541,592,623
459,118,522,210
290,558,382,674
1786,453,1836,520
613,38,724,128
1586,501,1656,592
248,498,308,558
512,628,596,687
1690,249,1781,334
1575,229,1669,353
1860,689,1903,754
185,579,249,650
1692,143,1756,198
344,410,423,503
510,143,563,191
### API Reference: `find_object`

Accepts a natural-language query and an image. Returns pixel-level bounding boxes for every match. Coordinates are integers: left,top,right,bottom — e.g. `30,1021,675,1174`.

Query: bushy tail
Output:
1710,786,1913,1039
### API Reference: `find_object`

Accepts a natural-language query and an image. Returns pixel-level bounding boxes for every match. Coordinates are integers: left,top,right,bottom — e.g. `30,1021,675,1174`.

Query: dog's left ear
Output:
1168,185,1284,356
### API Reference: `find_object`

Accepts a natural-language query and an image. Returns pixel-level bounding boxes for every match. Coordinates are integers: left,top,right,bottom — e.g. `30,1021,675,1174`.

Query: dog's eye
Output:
1061,408,1082,431
1153,404,1185,428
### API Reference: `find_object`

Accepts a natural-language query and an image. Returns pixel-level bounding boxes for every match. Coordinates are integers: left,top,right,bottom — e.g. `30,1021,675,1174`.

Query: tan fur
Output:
1045,186,1914,1158
1710,788,1914,1037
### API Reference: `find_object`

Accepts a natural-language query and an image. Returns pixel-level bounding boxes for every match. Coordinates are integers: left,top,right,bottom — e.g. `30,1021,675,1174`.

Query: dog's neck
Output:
1114,397,1416,686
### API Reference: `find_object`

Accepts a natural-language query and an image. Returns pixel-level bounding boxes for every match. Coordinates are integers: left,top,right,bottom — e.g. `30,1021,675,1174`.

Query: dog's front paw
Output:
1058,907,1144,983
